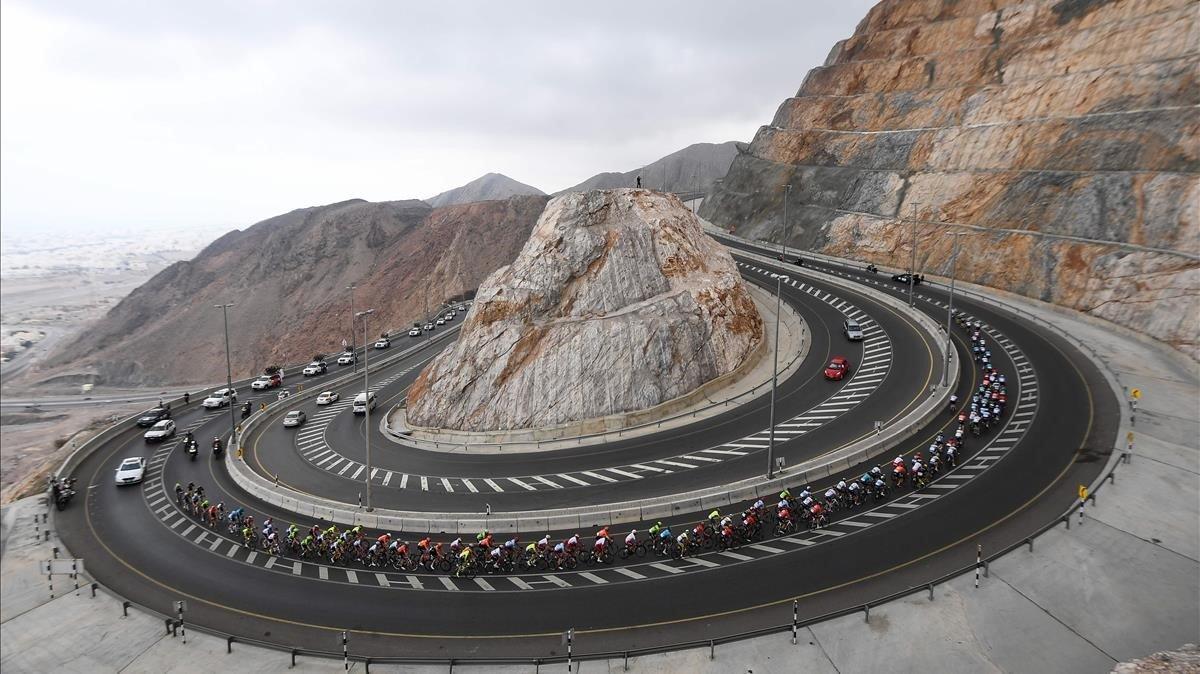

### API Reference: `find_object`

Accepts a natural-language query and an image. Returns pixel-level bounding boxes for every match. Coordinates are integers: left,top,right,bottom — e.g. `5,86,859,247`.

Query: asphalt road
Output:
246,262,942,511
52,251,1118,658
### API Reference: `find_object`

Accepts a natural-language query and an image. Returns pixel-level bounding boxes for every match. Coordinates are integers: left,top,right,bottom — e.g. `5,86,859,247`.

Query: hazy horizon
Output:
1,1,873,238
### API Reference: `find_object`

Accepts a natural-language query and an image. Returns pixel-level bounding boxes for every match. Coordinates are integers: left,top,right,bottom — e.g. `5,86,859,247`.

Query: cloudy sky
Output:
1,1,872,237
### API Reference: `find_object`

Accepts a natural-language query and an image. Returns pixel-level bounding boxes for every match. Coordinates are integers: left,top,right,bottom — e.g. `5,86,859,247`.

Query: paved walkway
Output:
2,288,1195,673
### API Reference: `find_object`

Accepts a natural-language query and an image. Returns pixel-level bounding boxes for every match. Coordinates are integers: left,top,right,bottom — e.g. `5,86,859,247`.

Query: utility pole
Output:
782,183,793,259
214,303,236,450
766,273,790,479
357,309,375,511
908,201,921,307
347,284,358,373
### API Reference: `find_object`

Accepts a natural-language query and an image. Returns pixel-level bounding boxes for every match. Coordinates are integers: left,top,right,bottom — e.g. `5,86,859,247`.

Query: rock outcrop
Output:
700,0,1199,358
406,189,763,432
38,195,549,386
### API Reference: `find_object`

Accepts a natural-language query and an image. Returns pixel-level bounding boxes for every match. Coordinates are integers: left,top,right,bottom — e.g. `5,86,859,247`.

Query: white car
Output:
374,338,391,349
408,327,421,337
436,317,446,326
302,361,327,376
444,312,455,321
114,457,147,485
424,323,435,331
316,391,339,405
202,388,237,408
143,419,176,442
337,352,355,365
282,410,307,427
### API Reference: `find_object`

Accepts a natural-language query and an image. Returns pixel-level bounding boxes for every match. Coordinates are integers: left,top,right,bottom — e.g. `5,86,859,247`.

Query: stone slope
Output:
406,189,763,432
425,173,545,208
700,0,1199,357
38,195,549,386
556,141,746,195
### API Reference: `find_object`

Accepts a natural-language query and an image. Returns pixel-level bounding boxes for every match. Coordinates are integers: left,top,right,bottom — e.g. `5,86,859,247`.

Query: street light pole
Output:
907,201,921,307
214,303,236,452
781,184,792,260
942,232,969,388
347,284,357,373
766,273,790,479
356,309,375,511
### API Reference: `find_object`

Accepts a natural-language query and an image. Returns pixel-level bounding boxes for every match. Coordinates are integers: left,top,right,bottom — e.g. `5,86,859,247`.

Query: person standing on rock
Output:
636,175,642,188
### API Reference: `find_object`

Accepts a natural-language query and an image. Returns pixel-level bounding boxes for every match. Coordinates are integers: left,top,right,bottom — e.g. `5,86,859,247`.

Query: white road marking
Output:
578,571,608,584
483,478,504,492
556,474,589,486
508,477,537,491
581,471,617,483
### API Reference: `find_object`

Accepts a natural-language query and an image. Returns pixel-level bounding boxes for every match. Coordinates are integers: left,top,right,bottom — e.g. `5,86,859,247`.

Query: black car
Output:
891,273,923,286
135,406,171,427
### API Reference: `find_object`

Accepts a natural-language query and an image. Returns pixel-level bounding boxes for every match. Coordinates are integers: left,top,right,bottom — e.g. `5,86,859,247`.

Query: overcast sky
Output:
1,1,872,238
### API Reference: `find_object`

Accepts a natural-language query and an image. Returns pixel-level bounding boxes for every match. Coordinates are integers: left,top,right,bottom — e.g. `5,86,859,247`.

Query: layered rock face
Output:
700,0,1199,357
406,189,763,432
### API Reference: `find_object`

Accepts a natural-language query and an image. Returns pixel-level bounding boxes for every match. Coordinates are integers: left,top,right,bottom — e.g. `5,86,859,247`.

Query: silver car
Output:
843,319,864,341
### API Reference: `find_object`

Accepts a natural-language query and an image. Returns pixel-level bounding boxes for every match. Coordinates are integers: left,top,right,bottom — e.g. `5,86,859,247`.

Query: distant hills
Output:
555,141,745,196
424,173,545,208
38,196,549,386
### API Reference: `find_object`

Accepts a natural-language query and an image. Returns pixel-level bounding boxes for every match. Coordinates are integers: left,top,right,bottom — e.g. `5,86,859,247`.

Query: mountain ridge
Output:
424,173,545,208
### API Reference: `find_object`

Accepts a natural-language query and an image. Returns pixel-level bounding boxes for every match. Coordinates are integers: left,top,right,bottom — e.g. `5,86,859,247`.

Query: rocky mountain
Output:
700,0,1199,358
406,189,763,432
38,195,550,386
425,173,545,208
556,141,746,196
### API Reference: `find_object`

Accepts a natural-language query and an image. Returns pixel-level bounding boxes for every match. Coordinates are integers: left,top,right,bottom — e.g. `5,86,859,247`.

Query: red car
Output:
824,356,851,381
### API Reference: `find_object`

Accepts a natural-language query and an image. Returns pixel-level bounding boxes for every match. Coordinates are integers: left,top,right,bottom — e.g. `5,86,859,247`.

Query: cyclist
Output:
707,509,721,528
648,521,664,538
675,530,690,555
537,534,551,553
779,488,792,501
624,529,639,550
565,533,581,555
594,526,610,545
449,537,464,555
174,483,183,502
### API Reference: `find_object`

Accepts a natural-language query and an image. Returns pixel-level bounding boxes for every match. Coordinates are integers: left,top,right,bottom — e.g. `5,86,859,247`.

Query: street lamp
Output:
766,273,790,479
942,231,972,387
781,184,793,260
346,284,358,373
907,201,921,307
356,309,375,511
214,303,236,453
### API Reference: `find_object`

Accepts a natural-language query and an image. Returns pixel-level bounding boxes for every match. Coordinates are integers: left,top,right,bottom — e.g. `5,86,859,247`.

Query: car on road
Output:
436,317,445,326
843,319,864,341
114,457,147,485
352,392,377,415
143,419,176,442
408,327,421,337
302,361,327,376
423,323,435,331
251,373,282,390
202,388,237,408
316,391,339,405
135,406,171,427
282,410,307,427
374,337,391,349
444,312,455,321
337,352,356,366
824,356,851,381
891,273,922,286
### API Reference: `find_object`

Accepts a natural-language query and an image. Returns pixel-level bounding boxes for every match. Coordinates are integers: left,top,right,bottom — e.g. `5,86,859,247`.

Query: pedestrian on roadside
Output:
183,392,190,404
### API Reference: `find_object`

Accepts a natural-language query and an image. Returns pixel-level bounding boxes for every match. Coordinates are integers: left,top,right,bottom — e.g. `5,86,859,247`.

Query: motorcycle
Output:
52,477,78,511
187,439,198,461
212,438,224,459
866,264,879,274
240,402,251,420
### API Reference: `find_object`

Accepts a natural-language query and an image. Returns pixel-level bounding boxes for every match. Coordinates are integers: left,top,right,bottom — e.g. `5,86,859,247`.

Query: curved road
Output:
53,251,1118,659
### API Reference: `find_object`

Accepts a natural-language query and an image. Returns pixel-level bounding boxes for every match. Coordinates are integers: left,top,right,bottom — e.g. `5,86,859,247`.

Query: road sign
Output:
1078,485,1088,501
1130,388,1141,400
